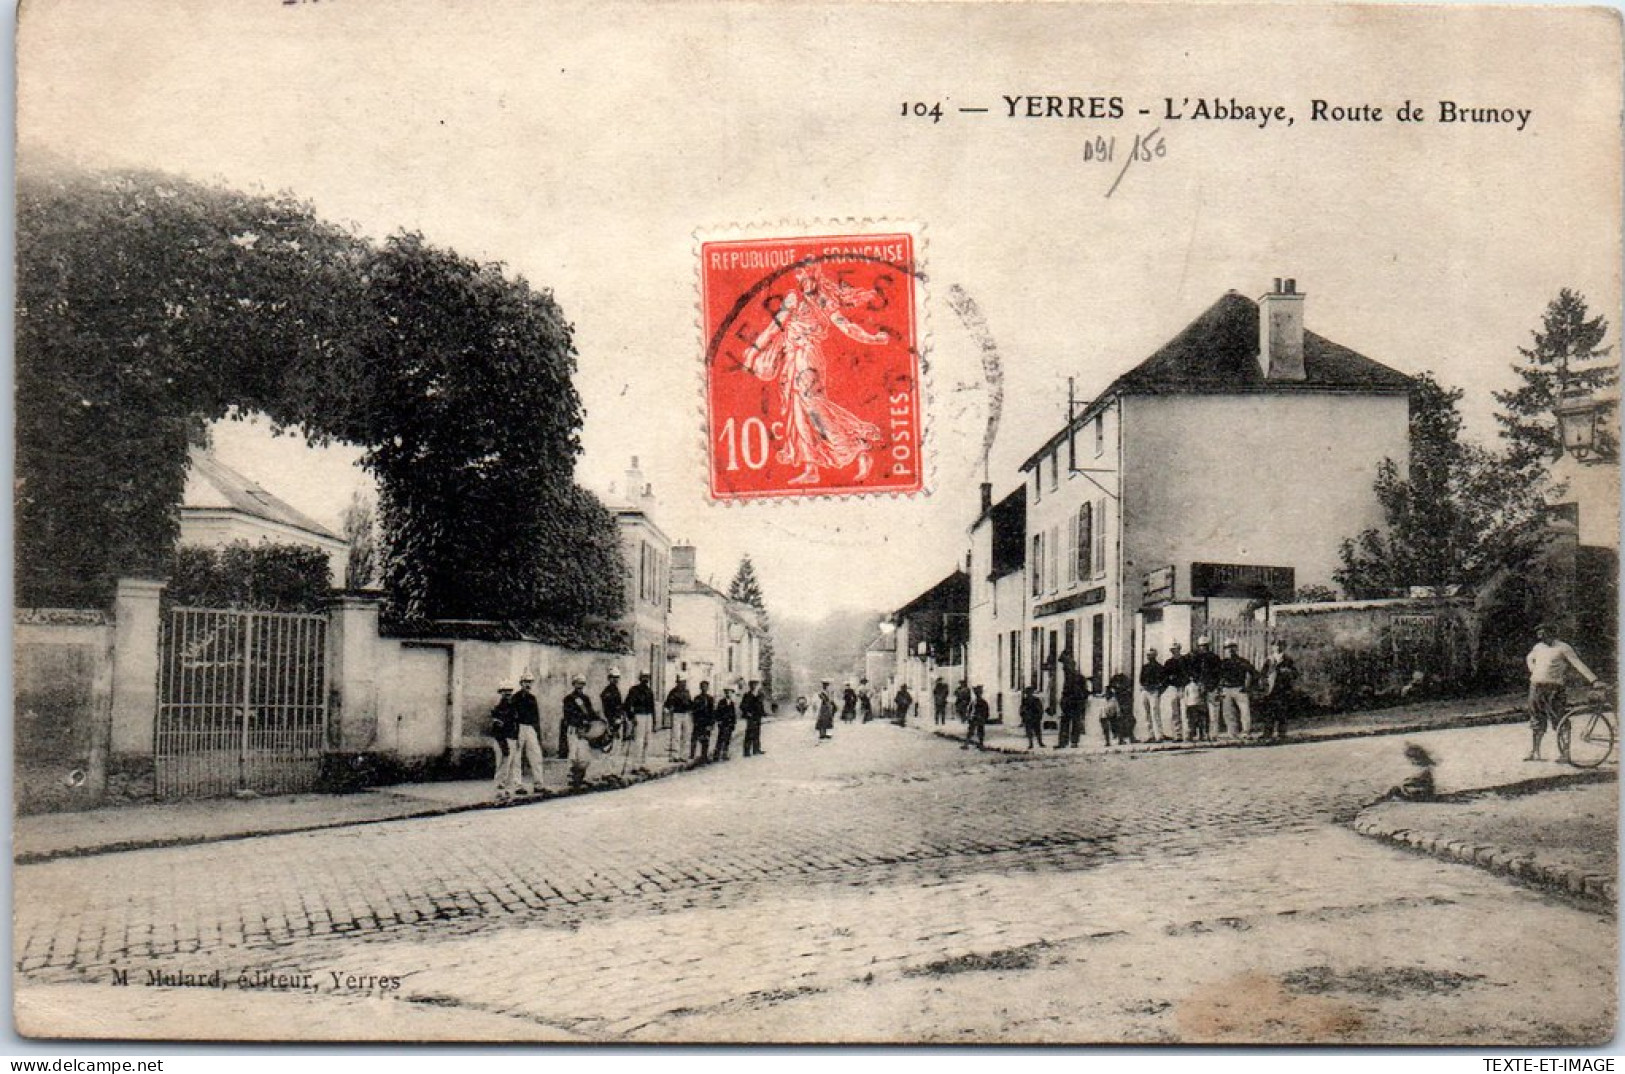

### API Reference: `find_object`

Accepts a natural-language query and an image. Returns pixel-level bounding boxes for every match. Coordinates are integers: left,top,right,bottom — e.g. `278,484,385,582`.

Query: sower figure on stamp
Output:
1525,622,1601,762
1139,648,1168,741
664,676,693,761
691,680,716,761
625,671,656,770
562,674,598,789
509,674,545,795
740,679,767,757
490,682,518,802
712,685,738,761
933,677,950,726
741,264,887,486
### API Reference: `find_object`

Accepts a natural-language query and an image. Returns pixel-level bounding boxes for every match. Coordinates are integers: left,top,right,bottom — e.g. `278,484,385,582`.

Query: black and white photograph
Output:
9,0,1622,1050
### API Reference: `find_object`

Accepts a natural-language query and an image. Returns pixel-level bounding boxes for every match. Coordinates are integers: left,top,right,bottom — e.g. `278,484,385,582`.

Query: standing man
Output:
664,676,693,761
816,680,837,740
1261,641,1300,741
561,674,597,788
964,684,990,749
1526,622,1601,762
1161,642,1189,742
841,682,859,723
691,680,716,761
1216,641,1257,739
1189,636,1223,736
1019,684,1045,749
740,679,768,757
893,683,913,727
712,685,739,761
1139,648,1168,742
933,677,950,726
509,673,545,795
953,680,972,725
625,670,657,770
1058,652,1087,749
490,682,518,802
600,667,625,749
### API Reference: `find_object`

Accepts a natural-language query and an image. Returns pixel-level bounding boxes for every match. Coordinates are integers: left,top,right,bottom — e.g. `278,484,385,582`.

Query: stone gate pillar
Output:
110,578,165,759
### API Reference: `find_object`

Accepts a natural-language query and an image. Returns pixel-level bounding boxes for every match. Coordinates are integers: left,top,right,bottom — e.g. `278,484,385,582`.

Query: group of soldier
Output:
489,669,769,801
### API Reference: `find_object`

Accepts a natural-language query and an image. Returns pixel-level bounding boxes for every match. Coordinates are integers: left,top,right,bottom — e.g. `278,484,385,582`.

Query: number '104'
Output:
901,101,943,123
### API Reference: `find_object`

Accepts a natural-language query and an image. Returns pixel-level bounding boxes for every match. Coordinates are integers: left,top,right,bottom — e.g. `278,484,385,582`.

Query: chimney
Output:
625,456,647,502
1258,277,1306,381
671,544,697,588
979,481,993,515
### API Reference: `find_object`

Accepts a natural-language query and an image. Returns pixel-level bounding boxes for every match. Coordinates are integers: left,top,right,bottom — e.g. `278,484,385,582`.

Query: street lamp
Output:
1554,386,1617,465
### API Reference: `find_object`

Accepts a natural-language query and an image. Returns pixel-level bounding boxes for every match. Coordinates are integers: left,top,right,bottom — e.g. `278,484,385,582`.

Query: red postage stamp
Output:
701,231,922,500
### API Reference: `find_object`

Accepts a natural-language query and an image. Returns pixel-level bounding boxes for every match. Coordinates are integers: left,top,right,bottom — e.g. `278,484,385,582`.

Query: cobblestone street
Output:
14,718,1616,1043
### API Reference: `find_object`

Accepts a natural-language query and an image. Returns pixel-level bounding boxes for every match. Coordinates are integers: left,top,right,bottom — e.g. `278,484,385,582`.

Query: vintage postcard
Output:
11,0,1622,1050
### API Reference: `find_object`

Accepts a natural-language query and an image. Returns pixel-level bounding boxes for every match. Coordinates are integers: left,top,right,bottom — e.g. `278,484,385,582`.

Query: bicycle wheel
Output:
1566,708,1616,768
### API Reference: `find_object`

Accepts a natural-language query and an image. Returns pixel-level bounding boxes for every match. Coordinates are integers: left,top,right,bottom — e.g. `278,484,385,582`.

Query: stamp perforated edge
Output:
692,218,933,506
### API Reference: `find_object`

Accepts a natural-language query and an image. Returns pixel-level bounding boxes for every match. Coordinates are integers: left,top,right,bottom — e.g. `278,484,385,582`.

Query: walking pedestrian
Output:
1525,622,1601,763
625,670,656,770
841,682,858,723
600,667,625,749
691,680,716,760
1058,652,1087,748
740,679,767,756
561,674,597,788
932,677,950,725
509,674,545,794
664,677,693,761
1162,642,1189,741
1215,641,1257,739
859,679,874,723
1261,641,1299,741
816,680,836,740
490,683,519,801
893,683,913,727
712,685,739,761
1139,648,1169,741
1019,684,1045,749
953,681,972,724
963,684,989,749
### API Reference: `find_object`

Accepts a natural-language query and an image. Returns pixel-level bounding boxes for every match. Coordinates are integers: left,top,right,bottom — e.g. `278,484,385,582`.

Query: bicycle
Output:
1555,684,1616,769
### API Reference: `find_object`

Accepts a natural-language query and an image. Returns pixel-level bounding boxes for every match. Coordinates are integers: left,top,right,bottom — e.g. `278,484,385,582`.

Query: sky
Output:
17,0,1622,618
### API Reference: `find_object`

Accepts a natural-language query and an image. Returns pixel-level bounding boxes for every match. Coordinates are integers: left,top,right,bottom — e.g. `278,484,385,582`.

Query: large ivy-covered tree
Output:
728,554,775,693
1494,288,1616,469
17,163,623,639
1336,372,1553,598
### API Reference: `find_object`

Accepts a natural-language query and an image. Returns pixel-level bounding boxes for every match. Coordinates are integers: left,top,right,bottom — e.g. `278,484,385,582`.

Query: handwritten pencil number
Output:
900,102,943,124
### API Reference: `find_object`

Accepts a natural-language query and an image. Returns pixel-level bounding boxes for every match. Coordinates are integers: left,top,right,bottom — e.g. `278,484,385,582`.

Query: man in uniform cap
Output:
1216,641,1257,739
509,674,545,794
740,679,768,756
562,673,598,788
490,683,519,802
1161,643,1190,742
712,685,739,761
664,676,693,761
600,668,626,748
625,671,657,770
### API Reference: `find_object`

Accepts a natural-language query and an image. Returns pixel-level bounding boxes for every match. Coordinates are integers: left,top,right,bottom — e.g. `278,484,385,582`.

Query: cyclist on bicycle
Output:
1526,622,1602,763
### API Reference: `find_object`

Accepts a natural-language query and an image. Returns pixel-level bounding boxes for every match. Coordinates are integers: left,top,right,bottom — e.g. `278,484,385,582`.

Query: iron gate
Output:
156,607,329,798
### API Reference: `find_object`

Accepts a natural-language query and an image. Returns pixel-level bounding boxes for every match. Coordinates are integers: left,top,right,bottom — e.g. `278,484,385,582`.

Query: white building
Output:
180,447,348,583
966,483,1027,723
1014,280,1412,704
605,457,672,703
667,545,766,691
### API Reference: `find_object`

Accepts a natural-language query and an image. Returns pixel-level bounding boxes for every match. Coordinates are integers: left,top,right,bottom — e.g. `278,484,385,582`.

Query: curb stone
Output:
1350,795,1617,912
15,755,710,866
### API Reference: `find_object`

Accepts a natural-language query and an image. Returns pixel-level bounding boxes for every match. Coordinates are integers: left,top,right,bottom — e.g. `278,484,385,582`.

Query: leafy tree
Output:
1336,372,1553,598
727,554,775,693
17,163,624,641
167,543,332,611
1494,289,1617,469
341,490,379,589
